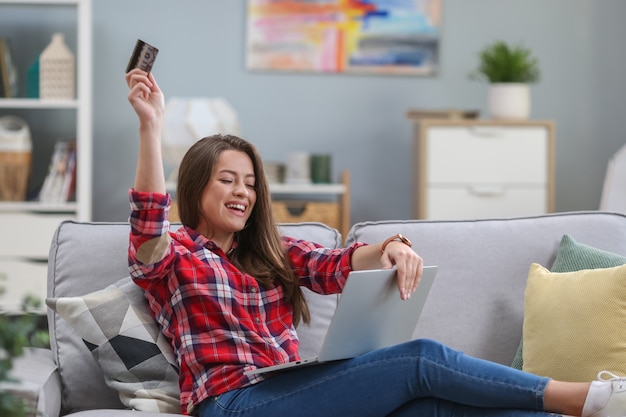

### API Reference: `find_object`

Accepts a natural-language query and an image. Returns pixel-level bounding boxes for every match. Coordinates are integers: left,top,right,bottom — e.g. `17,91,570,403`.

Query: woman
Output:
126,68,624,417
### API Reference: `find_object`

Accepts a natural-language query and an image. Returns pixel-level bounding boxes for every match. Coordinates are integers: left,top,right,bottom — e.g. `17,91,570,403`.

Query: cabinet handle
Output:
469,127,507,138
468,184,506,197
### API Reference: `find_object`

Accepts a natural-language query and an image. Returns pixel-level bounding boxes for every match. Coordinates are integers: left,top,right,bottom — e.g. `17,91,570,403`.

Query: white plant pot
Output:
488,83,530,120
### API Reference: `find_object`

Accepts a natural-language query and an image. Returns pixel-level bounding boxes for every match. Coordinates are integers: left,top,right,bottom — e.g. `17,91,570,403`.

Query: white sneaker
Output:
589,371,626,417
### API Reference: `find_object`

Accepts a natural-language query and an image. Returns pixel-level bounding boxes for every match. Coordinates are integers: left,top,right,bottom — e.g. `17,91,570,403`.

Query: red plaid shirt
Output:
128,190,365,415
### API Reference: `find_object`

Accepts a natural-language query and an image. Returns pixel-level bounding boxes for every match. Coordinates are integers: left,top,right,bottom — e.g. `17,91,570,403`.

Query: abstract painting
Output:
245,0,441,76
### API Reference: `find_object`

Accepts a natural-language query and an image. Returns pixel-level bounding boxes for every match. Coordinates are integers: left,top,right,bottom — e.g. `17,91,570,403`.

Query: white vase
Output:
488,83,530,120
40,33,75,99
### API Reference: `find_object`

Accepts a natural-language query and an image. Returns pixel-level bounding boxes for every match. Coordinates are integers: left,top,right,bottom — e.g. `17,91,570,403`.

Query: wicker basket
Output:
0,152,31,200
0,116,32,201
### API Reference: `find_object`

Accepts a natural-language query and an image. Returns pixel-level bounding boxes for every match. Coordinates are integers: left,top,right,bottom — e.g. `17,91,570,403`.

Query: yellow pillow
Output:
522,262,626,382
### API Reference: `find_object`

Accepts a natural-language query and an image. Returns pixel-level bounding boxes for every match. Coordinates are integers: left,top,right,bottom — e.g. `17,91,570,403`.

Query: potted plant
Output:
469,40,540,120
0,278,49,417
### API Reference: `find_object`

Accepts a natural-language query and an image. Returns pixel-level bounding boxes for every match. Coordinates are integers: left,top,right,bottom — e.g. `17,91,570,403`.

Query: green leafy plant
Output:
469,40,540,84
0,277,50,417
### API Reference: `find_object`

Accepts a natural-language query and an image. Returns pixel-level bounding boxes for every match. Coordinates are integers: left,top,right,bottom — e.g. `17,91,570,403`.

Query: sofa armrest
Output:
3,347,61,417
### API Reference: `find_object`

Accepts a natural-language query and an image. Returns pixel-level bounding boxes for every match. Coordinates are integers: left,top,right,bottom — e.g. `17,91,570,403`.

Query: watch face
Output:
398,234,412,247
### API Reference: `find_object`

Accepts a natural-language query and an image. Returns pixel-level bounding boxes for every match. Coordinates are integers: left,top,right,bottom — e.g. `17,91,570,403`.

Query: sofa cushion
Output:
522,262,626,381
551,234,626,272
511,234,626,369
46,277,180,414
278,222,342,249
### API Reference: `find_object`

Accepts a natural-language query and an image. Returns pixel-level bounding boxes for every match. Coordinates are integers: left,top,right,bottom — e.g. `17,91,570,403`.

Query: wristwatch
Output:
380,233,413,254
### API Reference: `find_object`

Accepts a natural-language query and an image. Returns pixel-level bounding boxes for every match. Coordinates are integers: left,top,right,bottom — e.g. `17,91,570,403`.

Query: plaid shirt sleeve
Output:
282,236,367,294
127,189,174,281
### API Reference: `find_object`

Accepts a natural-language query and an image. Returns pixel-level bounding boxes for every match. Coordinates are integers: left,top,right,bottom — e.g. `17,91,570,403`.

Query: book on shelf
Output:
39,140,77,204
0,38,19,98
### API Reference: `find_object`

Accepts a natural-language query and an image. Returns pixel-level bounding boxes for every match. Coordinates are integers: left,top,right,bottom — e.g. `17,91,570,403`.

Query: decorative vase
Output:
488,83,530,120
40,33,75,99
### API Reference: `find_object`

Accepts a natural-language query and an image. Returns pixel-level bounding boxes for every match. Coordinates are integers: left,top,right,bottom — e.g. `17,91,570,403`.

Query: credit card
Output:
126,39,158,73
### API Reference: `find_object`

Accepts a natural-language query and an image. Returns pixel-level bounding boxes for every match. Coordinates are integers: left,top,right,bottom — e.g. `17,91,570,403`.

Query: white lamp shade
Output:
162,97,240,168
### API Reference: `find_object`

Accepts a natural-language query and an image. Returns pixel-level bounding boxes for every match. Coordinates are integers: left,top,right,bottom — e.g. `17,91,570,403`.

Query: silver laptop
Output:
244,265,438,376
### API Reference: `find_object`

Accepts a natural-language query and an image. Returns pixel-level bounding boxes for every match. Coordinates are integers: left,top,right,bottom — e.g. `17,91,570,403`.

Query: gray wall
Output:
92,0,626,225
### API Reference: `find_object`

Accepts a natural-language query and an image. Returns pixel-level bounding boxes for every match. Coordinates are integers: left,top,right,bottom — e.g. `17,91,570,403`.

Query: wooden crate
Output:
272,200,340,229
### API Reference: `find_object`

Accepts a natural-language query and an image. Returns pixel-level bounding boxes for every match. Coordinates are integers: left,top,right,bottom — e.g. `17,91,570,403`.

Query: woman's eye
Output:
220,179,233,184
246,183,256,189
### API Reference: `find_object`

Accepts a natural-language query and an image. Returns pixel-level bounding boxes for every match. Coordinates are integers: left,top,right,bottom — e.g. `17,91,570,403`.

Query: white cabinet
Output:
0,0,92,312
408,118,554,220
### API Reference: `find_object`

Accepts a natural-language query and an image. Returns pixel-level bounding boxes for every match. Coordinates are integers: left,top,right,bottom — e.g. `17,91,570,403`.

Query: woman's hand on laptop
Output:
381,242,423,301
350,235,423,300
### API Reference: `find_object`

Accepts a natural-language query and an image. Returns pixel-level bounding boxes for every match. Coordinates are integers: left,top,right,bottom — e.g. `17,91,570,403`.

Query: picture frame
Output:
245,0,441,76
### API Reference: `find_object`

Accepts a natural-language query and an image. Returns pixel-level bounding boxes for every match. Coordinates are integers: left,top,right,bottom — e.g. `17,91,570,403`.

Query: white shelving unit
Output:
0,0,92,313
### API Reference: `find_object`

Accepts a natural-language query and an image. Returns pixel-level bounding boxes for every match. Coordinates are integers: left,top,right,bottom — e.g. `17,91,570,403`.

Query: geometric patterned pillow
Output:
510,234,626,370
46,277,180,414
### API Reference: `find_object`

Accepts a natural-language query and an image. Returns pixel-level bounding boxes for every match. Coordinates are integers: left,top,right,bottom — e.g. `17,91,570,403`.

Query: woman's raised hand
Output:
125,68,165,126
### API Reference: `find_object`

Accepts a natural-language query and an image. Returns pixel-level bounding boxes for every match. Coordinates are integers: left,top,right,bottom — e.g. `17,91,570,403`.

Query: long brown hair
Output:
177,134,310,325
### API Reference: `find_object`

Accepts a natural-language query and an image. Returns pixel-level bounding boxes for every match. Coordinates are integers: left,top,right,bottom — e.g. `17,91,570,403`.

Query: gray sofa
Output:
12,211,626,417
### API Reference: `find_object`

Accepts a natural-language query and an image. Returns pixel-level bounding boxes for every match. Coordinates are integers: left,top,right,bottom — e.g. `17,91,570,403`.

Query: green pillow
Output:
511,234,626,369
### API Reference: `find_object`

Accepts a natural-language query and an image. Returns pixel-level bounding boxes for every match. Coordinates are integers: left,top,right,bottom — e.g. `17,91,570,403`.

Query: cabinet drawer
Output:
0,213,72,258
426,126,548,184
272,201,340,229
425,186,547,220
0,259,48,313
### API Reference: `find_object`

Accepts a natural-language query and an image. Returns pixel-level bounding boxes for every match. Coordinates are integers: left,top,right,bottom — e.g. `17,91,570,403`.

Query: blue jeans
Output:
199,338,556,417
